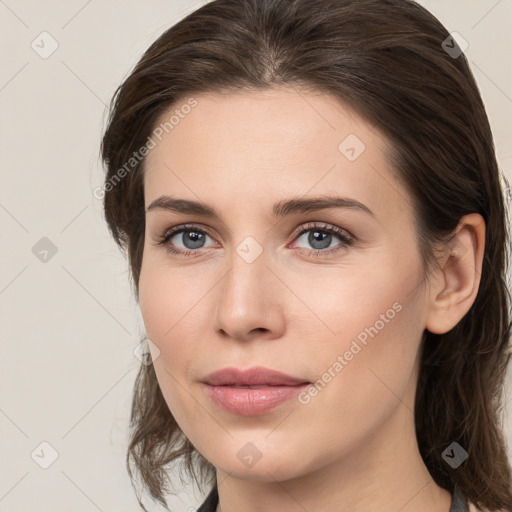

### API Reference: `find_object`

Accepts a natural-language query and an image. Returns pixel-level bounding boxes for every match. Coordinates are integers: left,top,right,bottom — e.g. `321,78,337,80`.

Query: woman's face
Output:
139,87,432,481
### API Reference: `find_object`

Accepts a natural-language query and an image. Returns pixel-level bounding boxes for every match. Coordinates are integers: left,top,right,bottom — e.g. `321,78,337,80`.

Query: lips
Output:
202,366,309,386
201,366,311,415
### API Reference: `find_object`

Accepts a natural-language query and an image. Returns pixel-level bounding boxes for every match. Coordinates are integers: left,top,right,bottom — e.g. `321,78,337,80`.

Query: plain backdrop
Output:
1,1,511,511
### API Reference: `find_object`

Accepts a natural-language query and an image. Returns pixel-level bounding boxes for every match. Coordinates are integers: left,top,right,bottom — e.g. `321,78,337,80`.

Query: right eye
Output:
155,224,219,257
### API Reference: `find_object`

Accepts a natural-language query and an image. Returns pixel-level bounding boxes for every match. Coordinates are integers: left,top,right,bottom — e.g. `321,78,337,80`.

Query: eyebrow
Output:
146,195,374,219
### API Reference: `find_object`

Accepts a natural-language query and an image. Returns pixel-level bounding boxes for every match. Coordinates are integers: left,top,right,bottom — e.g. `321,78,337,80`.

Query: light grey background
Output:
1,1,511,511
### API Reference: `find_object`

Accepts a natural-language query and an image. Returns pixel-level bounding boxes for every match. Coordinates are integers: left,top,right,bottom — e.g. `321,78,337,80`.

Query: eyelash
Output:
154,222,354,259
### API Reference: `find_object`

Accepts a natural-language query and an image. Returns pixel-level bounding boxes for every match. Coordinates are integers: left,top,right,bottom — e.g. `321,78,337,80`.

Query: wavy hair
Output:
99,0,512,510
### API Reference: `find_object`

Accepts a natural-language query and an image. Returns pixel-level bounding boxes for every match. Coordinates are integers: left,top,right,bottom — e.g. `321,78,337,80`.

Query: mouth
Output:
201,366,310,387
228,385,300,389
201,366,311,415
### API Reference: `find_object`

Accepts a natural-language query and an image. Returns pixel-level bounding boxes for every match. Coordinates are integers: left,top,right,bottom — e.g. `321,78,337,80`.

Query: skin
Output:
139,87,485,512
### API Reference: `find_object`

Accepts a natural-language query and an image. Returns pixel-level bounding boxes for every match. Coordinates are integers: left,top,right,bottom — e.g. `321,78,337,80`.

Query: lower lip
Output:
203,383,309,415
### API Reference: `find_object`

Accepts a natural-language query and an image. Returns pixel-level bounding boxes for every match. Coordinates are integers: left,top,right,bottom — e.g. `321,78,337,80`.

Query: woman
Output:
99,0,512,511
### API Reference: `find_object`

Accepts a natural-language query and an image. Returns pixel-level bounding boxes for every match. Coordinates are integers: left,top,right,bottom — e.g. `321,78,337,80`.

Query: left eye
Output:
294,227,350,251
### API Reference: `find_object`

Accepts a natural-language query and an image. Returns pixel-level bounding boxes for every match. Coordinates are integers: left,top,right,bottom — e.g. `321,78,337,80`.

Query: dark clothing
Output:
197,485,218,512
197,483,469,512
451,484,471,512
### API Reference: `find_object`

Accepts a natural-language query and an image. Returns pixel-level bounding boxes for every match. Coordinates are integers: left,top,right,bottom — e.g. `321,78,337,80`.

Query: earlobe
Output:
425,213,486,335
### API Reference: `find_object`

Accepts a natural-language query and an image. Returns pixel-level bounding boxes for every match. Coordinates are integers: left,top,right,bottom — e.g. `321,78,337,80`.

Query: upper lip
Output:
202,366,309,386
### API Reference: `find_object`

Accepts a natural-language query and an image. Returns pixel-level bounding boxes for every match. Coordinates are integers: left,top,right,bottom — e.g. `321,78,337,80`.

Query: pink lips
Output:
202,366,310,416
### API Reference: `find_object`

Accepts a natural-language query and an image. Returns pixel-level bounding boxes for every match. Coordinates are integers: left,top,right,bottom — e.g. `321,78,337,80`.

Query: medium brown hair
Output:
99,0,512,510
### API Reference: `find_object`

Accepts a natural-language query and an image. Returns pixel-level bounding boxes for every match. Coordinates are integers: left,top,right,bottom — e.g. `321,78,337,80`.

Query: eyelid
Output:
289,221,353,243
158,221,353,240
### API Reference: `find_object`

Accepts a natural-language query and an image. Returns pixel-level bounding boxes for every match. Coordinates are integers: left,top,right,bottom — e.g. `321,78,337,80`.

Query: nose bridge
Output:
214,233,283,338
223,235,269,313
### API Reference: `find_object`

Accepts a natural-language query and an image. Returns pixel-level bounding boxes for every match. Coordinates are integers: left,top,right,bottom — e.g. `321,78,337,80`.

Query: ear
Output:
425,213,486,335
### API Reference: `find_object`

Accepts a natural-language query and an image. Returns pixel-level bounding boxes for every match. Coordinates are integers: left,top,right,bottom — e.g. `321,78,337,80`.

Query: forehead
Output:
143,87,411,222
146,86,377,162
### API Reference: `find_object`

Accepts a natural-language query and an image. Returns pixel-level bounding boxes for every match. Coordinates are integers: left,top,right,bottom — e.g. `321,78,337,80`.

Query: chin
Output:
210,441,315,482
218,461,302,482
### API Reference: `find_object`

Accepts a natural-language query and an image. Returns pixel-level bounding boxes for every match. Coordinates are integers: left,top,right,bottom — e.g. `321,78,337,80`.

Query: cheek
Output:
138,260,208,345
138,260,210,417
288,255,424,412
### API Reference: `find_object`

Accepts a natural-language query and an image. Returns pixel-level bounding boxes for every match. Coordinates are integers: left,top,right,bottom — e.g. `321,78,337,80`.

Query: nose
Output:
213,244,286,342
